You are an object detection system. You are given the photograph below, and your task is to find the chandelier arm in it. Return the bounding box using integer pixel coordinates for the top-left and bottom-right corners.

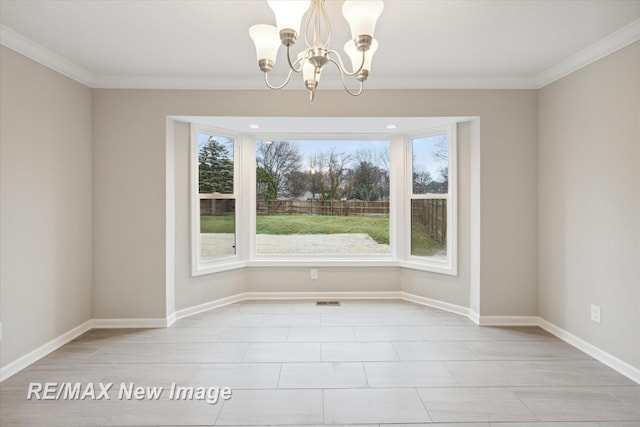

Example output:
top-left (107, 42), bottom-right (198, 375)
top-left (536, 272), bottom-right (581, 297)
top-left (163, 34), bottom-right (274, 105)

top-left (328, 57), bottom-right (364, 96)
top-left (285, 45), bottom-right (305, 73)
top-left (327, 49), bottom-right (365, 76)
top-left (320, 0), bottom-right (331, 48)
top-left (304, 0), bottom-right (315, 48)
top-left (264, 68), bottom-right (294, 90)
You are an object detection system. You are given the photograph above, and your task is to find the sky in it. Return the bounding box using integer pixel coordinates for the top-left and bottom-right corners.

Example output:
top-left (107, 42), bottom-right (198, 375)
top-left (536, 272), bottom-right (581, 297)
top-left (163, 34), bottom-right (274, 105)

top-left (259, 139), bottom-right (390, 170)
top-left (412, 133), bottom-right (448, 181)
top-left (199, 132), bottom-right (448, 180)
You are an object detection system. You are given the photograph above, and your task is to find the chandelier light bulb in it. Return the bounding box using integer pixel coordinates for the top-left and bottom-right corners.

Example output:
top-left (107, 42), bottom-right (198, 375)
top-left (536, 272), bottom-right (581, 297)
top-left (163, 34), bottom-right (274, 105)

top-left (249, 24), bottom-right (281, 71)
top-left (342, 0), bottom-right (384, 41)
top-left (344, 38), bottom-right (378, 76)
top-left (267, 0), bottom-right (311, 44)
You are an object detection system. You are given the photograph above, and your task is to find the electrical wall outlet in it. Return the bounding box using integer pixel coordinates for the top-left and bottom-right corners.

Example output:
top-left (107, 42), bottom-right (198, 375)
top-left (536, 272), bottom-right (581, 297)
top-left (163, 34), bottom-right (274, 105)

top-left (310, 269), bottom-right (318, 280)
top-left (590, 304), bottom-right (601, 323)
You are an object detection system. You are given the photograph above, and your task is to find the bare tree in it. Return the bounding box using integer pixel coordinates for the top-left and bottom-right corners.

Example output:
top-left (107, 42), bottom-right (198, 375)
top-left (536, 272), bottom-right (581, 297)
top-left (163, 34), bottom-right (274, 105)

top-left (308, 148), bottom-right (353, 200)
top-left (256, 141), bottom-right (302, 198)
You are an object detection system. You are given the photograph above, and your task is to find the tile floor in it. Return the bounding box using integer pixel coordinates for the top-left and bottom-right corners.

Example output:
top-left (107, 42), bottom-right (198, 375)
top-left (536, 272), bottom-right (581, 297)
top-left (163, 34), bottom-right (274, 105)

top-left (1, 299), bottom-right (638, 426)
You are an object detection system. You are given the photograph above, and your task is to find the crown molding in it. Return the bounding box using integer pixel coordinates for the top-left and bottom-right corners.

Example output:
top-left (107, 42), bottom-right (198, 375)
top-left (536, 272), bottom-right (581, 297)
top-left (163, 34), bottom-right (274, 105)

top-left (91, 73), bottom-right (540, 90)
top-left (0, 24), bottom-right (94, 87)
top-left (536, 18), bottom-right (640, 88)
top-left (2, 19), bottom-right (638, 91)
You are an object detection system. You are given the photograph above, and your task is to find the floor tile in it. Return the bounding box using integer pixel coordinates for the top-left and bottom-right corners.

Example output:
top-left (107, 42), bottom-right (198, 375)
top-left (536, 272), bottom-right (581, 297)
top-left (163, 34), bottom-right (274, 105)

top-left (243, 343), bottom-right (321, 362)
top-left (381, 312), bottom-right (473, 326)
top-left (278, 362), bottom-right (368, 388)
top-left (194, 313), bottom-right (264, 327)
top-left (418, 325), bottom-right (496, 341)
top-left (481, 326), bottom-right (556, 341)
top-left (513, 386), bottom-right (640, 421)
top-left (418, 386), bottom-right (538, 422)
top-left (322, 342), bottom-right (399, 361)
top-left (354, 326), bottom-right (423, 341)
top-left (393, 341), bottom-right (478, 361)
top-left (465, 340), bottom-right (593, 360)
top-left (104, 390), bottom-right (223, 425)
top-left (188, 363), bottom-right (281, 389)
top-left (214, 389), bottom-right (323, 425)
top-left (386, 424), bottom-right (490, 427)
top-left (525, 360), bottom-right (636, 386)
top-left (444, 360), bottom-right (548, 386)
top-left (216, 327), bottom-right (288, 342)
top-left (84, 342), bottom-right (249, 364)
top-left (324, 388), bottom-right (431, 424)
top-left (488, 423), bottom-right (599, 427)
top-left (321, 313), bottom-right (383, 326)
top-left (260, 313), bottom-right (321, 327)
top-left (105, 327), bottom-right (223, 343)
top-left (287, 326), bottom-right (355, 342)
top-left (364, 361), bottom-right (458, 387)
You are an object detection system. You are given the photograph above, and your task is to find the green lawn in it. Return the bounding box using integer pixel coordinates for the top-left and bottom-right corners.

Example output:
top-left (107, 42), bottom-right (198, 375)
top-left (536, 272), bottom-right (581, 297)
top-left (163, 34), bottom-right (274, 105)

top-left (257, 215), bottom-right (389, 245)
top-left (200, 214), bottom-right (442, 252)
top-left (201, 214), bottom-right (389, 244)
top-left (410, 223), bottom-right (446, 257)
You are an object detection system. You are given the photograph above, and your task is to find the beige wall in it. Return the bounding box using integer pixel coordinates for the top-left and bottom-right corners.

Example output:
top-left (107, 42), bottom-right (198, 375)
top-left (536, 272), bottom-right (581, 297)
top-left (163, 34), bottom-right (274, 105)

top-left (0, 47), bottom-right (93, 366)
top-left (538, 42), bottom-right (640, 368)
top-left (93, 88), bottom-right (538, 319)
top-left (402, 121), bottom-right (473, 308)
top-left (173, 120), bottom-right (245, 310)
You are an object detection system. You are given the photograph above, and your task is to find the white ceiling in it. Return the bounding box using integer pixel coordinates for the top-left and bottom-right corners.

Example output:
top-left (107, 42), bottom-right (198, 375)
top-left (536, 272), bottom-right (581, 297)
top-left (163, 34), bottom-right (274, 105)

top-left (173, 116), bottom-right (473, 135)
top-left (1, 0), bottom-right (639, 90)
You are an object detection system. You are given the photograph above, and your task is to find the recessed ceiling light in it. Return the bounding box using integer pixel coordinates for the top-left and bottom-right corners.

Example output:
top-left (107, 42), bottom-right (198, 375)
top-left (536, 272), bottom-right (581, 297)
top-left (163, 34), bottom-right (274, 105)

top-left (249, 123), bottom-right (260, 129)
top-left (386, 124), bottom-right (398, 129)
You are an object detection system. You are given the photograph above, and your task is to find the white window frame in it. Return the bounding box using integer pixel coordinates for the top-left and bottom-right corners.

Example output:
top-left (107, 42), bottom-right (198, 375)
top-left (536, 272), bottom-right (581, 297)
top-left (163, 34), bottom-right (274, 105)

top-left (402, 124), bottom-right (458, 275)
top-left (190, 124), bottom-right (244, 275)
top-left (248, 134), bottom-right (397, 266)
top-left (188, 123), bottom-right (458, 275)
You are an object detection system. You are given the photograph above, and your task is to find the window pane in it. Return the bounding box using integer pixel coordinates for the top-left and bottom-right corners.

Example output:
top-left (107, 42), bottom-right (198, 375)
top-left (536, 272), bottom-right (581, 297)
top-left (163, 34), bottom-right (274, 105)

top-left (198, 133), bottom-right (234, 194)
top-left (200, 199), bottom-right (235, 260)
top-left (411, 199), bottom-right (447, 259)
top-left (412, 134), bottom-right (448, 194)
top-left (255, 139), bottom-right (390, 255)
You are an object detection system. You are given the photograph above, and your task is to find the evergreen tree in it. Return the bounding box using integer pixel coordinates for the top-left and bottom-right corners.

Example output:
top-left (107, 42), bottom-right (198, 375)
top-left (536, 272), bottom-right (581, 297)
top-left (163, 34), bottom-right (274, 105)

top-left (199, 137), bottom-right (234, 193)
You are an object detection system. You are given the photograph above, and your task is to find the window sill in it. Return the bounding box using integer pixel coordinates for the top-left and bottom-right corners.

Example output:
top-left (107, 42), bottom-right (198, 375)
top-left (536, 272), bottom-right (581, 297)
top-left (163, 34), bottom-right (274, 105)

top-left (192, 259), bottom-right (247, 276)
top-left (400, 259), bottom-right (458, 276)
top-left (247, 257), bottom-right (399, 268)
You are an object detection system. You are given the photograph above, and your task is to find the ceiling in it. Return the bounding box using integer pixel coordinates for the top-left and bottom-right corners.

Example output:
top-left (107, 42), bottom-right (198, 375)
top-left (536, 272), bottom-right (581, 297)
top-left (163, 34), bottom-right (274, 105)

top-left (173, 116), bottom-right (473, 135)
top-left (1, 0), bottom-right (639, 90)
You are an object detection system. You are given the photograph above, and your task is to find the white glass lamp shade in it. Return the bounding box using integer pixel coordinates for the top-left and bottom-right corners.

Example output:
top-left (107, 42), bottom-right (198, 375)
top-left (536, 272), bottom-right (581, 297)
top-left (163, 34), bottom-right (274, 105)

top-left (298, 51), bottom-right (320, 83)
top-left (267, 0), bottom-right (311, 34)
top-left (342, 0), bottom-right (384, 38)
top-left (344, 38), bottom-right (378, 72)
top-left (249, 24), bottom-right (281, 63)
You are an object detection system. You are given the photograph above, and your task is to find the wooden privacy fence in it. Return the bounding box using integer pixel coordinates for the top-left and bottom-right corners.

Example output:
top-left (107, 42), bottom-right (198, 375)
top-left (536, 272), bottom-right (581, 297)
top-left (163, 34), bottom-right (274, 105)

top-left (256, 199), bottom-right (389, 217)
top-left (412, 199), bottom-right (447, 244)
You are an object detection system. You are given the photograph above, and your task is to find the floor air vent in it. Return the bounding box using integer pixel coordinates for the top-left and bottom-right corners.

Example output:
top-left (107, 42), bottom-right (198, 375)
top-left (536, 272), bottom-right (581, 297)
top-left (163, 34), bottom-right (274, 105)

top-left (316, 300), bottom-right (341, 306)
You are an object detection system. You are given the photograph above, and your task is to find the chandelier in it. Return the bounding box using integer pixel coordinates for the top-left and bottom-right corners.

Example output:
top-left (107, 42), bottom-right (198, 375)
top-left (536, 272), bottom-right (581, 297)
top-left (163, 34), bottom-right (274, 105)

top-left (249, 0), bottom-right (384, 102)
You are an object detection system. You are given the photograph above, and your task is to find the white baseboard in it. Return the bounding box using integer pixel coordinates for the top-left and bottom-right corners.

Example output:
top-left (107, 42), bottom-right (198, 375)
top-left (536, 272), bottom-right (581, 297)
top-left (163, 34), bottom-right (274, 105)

top-left (173, 293), bottom-right (245, 321)
top-left (91, 318), bottom-right (169, 328)
top-left (0, 320), bottom-right (92, 382)
top-left (243, 291), bottom-right (403, 301)
top-left (468, 310), bottom-right (480, 325)
top-left (537, 317), bottom-right (640, 384)
top-left (400, 291), bottom-right (470, 318)
top-left (477, 315), bottom-right (540, 326)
